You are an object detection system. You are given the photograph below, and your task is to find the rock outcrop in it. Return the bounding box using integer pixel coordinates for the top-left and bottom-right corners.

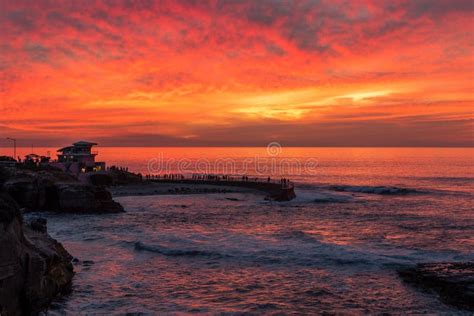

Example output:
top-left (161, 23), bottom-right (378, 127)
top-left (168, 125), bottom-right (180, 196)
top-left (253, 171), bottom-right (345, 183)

top-left (53, 183), bottom-right (124, 213)
top-left (0, 193), bottom-right (74, 315)
top-left (399, 262), bottom-right (474, 311)
top-left (2, 167), bottom-right (123, 213)
top-left (88, 167), bottom-right (143, 186)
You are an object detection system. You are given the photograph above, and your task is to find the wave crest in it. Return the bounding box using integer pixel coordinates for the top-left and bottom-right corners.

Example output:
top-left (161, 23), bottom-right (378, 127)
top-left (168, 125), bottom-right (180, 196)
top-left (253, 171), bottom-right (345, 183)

top-left (134, 241), bottom-right (228, 258)
top-left (273, 229), bottom-right (321, 243)
top-left (330, 185), bottom-right (421, 195)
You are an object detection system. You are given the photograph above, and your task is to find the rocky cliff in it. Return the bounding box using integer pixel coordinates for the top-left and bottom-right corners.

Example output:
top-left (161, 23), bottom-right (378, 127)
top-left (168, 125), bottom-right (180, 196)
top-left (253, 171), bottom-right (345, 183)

top-left (1, 167), bottom-right (123, 213)
top-left (0, 193), bottom-right (74, 315)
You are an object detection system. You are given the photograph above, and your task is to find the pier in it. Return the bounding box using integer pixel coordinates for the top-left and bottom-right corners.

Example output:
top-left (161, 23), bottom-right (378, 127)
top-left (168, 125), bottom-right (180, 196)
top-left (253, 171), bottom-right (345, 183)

top-left (145, 174), bottom-right (296, 201)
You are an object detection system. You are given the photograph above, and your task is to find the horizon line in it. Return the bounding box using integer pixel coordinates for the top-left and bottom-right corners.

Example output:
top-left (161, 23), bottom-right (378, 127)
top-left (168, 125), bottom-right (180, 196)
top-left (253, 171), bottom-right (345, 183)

top-left (1, 145), bottom-right (473, 149)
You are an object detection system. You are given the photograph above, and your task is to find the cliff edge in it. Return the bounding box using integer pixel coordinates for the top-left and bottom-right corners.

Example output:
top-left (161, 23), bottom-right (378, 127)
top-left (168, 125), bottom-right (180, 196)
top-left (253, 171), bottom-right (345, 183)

top-left (0, 193), bottom-right (74, 315)
top-left (1, 166), bottom-right (123, 213)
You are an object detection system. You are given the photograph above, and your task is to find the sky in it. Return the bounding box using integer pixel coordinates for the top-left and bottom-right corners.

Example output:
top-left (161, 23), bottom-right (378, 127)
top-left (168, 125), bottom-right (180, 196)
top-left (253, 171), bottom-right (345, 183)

top-left (0, 0), bottom-right (473, 147)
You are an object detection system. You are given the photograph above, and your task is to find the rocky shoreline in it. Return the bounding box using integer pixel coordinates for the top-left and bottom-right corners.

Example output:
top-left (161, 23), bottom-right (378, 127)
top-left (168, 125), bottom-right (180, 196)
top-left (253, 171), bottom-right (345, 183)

top-left (0, 166), bottom-right (125, 315)
top-left (0, 193), bottom-right (74, 315)
top-left (1, 166), bottom-right (123, 214)
top-left (399, 262), bottom-right (474, 311)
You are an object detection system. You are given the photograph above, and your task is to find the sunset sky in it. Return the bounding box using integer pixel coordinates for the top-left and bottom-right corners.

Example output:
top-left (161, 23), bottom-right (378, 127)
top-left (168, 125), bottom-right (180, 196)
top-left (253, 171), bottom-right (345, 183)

top-left (0, 0), bottom-right (473, 147)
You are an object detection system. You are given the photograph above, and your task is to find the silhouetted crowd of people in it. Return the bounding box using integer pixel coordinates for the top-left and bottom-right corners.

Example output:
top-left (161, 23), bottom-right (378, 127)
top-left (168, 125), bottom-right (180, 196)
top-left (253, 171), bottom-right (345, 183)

top-left (144, 173), bottom-right (292, 188)
top-left (192, 174), bottom-right (224, 181)
top-left (146, 174), bottom-right (184, 180)
top-left (280, 178), bottom-right (291, 188)
top-left (108, 165), bottom-right (128, 172)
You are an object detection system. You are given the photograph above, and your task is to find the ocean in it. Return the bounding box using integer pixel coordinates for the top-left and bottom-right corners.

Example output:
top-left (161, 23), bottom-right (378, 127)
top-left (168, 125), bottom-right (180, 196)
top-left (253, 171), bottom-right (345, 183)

top-left (12, 147), bottom-right (473, 314)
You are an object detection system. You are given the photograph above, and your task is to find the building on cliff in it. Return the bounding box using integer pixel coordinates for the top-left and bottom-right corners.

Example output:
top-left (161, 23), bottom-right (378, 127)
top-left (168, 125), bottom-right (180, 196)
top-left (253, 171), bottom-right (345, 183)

top-left (50, 141), bottom-right (106, 174)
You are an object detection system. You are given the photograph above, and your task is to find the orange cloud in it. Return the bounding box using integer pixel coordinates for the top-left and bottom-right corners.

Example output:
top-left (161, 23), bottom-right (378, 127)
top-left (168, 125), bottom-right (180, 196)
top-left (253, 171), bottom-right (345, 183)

top-left (0, 0), bottom-right (473, 146)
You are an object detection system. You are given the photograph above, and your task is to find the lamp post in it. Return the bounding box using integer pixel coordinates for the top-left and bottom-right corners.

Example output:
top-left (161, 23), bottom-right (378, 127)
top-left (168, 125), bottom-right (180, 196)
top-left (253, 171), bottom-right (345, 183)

top-left (6, 137), bottom-right (16, 161)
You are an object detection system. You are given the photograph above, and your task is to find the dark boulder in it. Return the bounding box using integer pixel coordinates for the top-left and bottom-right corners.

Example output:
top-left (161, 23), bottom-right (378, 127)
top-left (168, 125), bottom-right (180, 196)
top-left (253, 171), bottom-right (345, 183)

top-left (107, 167), bottom-right (143, 185)
top-left (399, 262), bottom-right (474, 311)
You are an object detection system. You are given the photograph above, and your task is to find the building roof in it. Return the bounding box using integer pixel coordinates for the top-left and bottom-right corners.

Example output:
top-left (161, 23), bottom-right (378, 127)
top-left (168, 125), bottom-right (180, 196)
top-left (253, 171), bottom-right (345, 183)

top-left (57, 141), bottom-right (98, 152)
top-left (57, 146), bottom-right (74, 152)
top-left (73, 141), bottom-right (98, 146)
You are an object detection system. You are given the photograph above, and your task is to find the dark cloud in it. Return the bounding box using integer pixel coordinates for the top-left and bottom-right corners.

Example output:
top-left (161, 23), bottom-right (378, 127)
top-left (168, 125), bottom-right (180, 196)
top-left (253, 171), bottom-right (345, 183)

top-left (284, 17), bottom-right (329, 53)
top-left (96, 133), bottom-right (203, 147)
top-left (404, 0), bottom-right (474, 18)
top-left (3, 0), bottom-right (473, 56)
top-left (56, 46), bottom-right (77, 59)
top-left (209, 0), bottom-right (472, 53)
top-left (265, 43), bottom-right (286, 56)
top-left (364, 19), bottom-right (408, 38)
top-left (187, 118), bottom-right (474, 147)
top-left (46, 11), bottom-right (100, 32)
top-left (91, 9), bottom-right (127, 27)
top-left (238, 0), bottom-right (292, 26)
top-left (216, 0), bottom-right (335, 53)
top-left (3, 9), bottom-right (37, 32)
top-left (108, 0), bottom-right (156, 12)
top-left (23, 42), bottom-right (50, 63)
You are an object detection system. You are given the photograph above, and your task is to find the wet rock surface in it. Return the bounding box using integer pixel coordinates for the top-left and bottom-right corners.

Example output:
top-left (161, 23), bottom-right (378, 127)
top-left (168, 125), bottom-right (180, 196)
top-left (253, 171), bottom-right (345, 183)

top-left (0, 193), bottom-right (74, 315)
top-left (399, 262), bottom-right (474, 311)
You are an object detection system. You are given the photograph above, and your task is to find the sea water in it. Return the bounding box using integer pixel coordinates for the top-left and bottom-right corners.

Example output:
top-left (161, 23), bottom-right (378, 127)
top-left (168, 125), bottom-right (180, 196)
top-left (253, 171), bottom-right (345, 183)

top-left (18, 147), bottom-right (473, 314)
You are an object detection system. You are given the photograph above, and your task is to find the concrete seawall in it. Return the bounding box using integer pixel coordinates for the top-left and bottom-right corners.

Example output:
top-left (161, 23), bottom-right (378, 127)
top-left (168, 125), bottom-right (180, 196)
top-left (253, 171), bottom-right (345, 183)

top-left (148, 179), bottom-right (296, 201)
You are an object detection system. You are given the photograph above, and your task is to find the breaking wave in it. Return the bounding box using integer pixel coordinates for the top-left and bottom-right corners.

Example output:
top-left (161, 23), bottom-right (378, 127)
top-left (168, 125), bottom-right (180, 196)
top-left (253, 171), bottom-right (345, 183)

top-left (313, 194), bottom-right (354, 203)
top-left (272, 229), bottom-right (321, 243)
top-left (293, 190), bottom-right (355, 204)
top-left (134, 241), bottom-right (228, 258)
top-left (330, 185), bottom-right (422, 195)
